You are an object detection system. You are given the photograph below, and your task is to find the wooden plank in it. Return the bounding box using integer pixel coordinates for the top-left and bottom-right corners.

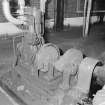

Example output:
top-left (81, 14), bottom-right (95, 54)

top-left (0, 80), bottom-right (27, 105)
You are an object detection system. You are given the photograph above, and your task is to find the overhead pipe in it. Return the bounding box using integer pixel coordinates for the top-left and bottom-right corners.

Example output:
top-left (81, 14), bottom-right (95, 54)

top-left (2, 0), bottom-right (26, 25)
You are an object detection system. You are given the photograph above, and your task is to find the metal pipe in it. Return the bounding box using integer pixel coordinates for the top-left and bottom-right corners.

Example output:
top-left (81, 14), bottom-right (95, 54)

top-left (40, 0), bottom-right (47, 13)
top-left (17, 0), bottom-right (25, 15)
top-left (2, 0), bottom-right (26, 25)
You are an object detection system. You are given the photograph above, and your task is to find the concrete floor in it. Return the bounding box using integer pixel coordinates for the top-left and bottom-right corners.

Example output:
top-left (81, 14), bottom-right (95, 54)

top-left (46, 23), bottom-right (105, 59)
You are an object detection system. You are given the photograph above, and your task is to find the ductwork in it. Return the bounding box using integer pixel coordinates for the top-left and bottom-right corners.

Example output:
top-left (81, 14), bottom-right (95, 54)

top-left (2, 0), bottom-right (26, 25)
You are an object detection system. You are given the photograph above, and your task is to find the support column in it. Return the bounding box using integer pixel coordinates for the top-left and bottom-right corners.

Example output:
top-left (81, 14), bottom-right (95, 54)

top-left (83, 0), bottom-right (92, 37)
top-left (54, 0), bottom-right (64, 31)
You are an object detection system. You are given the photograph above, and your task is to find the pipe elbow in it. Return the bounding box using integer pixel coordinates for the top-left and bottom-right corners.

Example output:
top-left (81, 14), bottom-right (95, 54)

top-left (2, 0), bottom-right (26, 25)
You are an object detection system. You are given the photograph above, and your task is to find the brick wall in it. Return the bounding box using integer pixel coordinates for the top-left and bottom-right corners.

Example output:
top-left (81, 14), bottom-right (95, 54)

top-left (30, 0), bottom-right (81, 19)
top-left (0, 0), bottom-right (81, 22)
top-left (64, 0), bottom-right (82, 18)
top-left (30, 0), bottom-right (40, 9)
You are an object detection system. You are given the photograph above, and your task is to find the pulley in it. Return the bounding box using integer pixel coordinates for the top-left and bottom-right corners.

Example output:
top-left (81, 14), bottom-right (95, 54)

top-left (36, 43), bottom-right (60, 73)
top-left (76, 57), bottom-right (100, 95)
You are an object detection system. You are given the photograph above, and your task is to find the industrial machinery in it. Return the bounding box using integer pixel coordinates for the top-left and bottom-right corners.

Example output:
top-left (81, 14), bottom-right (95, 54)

top-left (93, 85), bottom-right (105, 105)
top-left (0, 0), bottom-right (105, 105)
